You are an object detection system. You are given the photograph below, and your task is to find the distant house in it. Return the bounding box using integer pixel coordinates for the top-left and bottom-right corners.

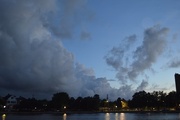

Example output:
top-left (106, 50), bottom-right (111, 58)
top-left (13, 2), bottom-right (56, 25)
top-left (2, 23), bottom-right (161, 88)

top-left (6, 95), bottom-right (18, 110)
top-left (121, 100), bottom-right (129, 109)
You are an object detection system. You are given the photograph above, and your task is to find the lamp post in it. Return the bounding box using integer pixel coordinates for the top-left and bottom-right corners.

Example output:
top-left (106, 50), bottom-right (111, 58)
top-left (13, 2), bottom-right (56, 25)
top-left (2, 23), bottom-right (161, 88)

top-left (63, 106), bottom-right (66, 113)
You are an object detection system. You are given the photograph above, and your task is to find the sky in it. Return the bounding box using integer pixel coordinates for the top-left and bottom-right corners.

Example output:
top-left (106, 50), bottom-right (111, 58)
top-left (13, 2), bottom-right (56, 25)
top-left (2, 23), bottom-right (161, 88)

top-left (0, 0), bottom-right (180, 100)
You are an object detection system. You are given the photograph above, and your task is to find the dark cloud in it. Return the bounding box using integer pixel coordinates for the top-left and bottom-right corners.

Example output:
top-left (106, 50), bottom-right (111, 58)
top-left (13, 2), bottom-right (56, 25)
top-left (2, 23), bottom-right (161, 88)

top-left (105, 34), bottom-right (137, 72)
top-left (168, 58), bottom-right (180, 68)
top-left (125, 34), bottom-right (137, 49)
top-left (105, 25), bottom-right (169, 83)
top-left (0, 0), bottom-right (135, 100)
top-left (0, 0), bottom-right (84, 98)
top-left (105, 47), bottom-right (124, 70)
top-left (136, 80), bottom-right (149, 92)
top-left (43, 0), bottom-right (92, 39)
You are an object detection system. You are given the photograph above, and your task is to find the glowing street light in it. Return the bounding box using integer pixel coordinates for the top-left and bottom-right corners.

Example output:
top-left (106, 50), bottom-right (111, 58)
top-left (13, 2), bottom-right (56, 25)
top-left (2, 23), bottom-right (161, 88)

top-left (2, 114), bottom-right (6, 120)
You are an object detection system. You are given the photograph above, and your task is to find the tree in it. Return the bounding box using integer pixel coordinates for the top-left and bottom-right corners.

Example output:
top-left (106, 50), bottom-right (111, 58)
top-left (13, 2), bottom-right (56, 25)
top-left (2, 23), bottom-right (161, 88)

top-left (131, 91), bottom-right (148, 109)
top-left (0, 97), bottom-right (6, 111)
top-left (92, 94), bottom-right (100, 110)
top-left (151, 91), bottom-right (167, 110)
top-left (68, 97), bottom-right (75, 110)
top-left (51, 92), bottom-right (69, 110)
top-left (116, 97), bottom-right (122, 109)
top-left (165, 91), bottom-right (176, 108)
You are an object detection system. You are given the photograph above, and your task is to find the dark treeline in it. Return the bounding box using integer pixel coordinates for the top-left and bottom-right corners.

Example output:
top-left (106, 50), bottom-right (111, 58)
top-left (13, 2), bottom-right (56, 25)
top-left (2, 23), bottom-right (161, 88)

top-left (129, 91), bottom-right (177, 110)
top-left (0, 90), bottom-right (178, 112)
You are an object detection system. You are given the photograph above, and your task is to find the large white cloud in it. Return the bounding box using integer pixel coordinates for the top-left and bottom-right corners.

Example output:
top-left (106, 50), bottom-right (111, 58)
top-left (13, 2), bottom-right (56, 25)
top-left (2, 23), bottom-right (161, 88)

top-left (105, 25), bottom-right (169, 83)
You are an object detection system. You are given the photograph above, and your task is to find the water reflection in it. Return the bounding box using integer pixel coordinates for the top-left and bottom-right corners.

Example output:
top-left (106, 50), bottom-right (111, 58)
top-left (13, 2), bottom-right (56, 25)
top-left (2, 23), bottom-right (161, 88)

top-left (2, 112), bottom-right (180, 120)
top-left (115, 113), bottom-right (118, 120)
top-left (63, 113), bottom-right (67, 120)
top-left (113, 113), bottom-right (126, 120)
top-left (2, 114), bottom-right (6, 120)
top-left (105, 113), bottom-right (110, 120)
top-left (179, 113), bottom-right (180, 119)
top-left (120, 113), bottom-right (125, 120)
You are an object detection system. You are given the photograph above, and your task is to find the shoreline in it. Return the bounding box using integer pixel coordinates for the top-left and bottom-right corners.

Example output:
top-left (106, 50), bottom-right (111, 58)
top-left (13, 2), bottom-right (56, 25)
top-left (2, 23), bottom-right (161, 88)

top-left (1, 110), bottom-right (180, 115)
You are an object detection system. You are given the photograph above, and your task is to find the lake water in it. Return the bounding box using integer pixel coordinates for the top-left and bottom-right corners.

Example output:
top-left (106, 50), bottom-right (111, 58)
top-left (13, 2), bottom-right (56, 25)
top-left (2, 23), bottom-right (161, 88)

top-left (2, 112), bottom-right (180, 120)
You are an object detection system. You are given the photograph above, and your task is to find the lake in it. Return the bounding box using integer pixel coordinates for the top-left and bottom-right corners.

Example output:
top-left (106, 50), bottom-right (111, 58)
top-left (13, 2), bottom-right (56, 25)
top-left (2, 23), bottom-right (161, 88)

top-left (2, 112), bottom-right (180, 120)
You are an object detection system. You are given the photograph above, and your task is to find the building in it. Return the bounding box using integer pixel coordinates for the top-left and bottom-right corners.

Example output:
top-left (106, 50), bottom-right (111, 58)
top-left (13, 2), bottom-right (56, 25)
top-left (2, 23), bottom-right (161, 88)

top-left (6, 95), bottom-right (18, 110)
top-left (121, 100), bottom-right (128, 109)
top-left (175, 73), bottom-right (180, 106)
top-left (175, 73), bottom-right (180, 94)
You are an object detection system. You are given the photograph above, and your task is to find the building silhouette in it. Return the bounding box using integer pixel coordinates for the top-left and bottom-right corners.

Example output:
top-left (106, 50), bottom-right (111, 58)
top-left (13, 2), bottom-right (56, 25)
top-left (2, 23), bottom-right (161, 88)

top-left (175, 73), bottom-right (180, 93)
top-left (175, 73), bottom-right (180, 106)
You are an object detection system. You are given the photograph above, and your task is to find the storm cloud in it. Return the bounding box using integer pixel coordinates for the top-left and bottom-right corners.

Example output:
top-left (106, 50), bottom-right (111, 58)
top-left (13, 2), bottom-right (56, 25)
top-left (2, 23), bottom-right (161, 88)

top-left (168, 58), bottom-right (180, 68)
top-left (0, 0), bottom-right (136, 100)
top-left (0, 0), bottom-right (78, 98)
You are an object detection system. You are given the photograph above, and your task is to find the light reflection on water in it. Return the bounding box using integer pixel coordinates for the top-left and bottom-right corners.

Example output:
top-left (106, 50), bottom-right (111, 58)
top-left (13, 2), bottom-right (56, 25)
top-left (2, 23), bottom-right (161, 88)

top-left (105, 113), bottom-right (126, 120)
top-left (115, 113), bottom-right (118, 120)
top-left (2, 112), bottom-right (180, 120)
top-left (105, 113), bottom-right (110, 120)
top-left (63, 113), bottom-right (67, 120)
top-left (120, 113), bottom-right (125, 120)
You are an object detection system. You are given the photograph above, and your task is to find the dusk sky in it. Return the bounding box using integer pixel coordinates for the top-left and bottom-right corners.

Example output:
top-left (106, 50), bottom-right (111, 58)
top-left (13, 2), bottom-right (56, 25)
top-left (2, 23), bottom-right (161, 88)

top-left (0, 0), bottom-right (180, 100)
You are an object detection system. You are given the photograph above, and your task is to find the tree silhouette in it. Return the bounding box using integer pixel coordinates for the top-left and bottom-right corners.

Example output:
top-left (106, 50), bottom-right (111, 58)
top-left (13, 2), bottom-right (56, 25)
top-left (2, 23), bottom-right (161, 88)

top-left (51, 92), bottom-right (69, 110)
